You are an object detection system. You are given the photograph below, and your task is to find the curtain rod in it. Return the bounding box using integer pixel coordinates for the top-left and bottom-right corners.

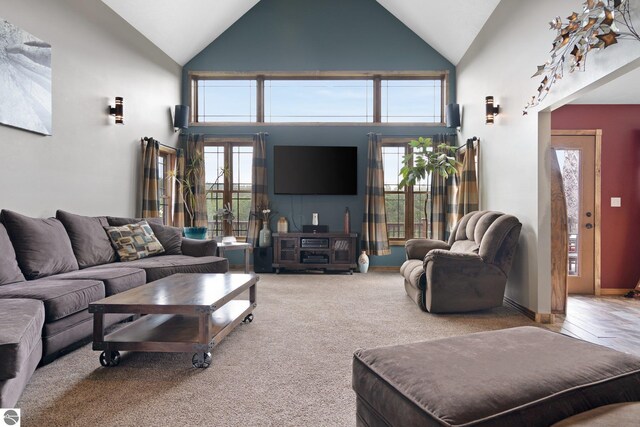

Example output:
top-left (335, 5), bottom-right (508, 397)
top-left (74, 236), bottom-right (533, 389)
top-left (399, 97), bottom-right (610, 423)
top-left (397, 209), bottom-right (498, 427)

top-left (141, 136), bottom-right (175, 151)
top-left (194, 132), bottom-right (269, 137)
top-left (367, 132), bottom-right (456, 137)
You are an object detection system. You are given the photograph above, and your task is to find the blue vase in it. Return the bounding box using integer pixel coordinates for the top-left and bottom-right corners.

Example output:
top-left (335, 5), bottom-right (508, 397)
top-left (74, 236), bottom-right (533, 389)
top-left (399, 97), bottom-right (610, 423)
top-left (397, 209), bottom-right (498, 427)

top-left (358, 251), bottom-right (370, 273)
top-left (184, 226), bottom-right (208, 240)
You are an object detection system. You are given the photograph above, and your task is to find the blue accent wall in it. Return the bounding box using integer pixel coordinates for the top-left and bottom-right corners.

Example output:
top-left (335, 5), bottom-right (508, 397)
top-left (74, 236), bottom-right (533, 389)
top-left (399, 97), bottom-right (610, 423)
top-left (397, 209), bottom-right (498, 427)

top-left (182, 0), bottom-right (455, 267)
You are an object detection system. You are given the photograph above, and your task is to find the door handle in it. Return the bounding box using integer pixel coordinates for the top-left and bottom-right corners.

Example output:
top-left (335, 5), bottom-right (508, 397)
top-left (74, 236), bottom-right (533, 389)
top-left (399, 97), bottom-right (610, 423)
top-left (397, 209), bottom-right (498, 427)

top-left (585, 223), bottom-right (593, 229)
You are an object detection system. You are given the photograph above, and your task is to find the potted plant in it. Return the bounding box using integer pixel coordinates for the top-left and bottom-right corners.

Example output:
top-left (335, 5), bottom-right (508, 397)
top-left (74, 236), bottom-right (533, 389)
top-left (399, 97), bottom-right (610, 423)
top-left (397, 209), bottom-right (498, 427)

top-left (216, 202), bottom-right (236, 243)
top-left (168, 152), bottom-right (227, 240)
top-left (398, 137), bottom-right (458, 233)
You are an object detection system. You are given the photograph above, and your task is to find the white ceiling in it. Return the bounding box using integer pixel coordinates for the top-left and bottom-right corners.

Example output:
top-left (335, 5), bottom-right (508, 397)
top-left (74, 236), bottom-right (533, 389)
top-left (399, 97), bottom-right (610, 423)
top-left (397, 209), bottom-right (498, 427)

top-left (101, 0), bottom-right (500, 66)
top-left (569, 67), bottom-right (640, 104)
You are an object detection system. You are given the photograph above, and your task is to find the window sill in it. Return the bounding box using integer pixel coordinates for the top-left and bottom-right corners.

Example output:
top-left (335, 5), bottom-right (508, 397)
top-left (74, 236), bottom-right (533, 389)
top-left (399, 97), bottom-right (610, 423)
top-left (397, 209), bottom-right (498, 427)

top-left (190, 122), bottom-right (447, 127)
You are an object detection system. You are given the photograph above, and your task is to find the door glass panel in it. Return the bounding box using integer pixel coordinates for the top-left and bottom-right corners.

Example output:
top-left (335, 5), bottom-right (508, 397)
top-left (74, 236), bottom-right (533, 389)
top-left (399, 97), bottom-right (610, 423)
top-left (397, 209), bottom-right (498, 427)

top-left (555, 149), bottom-right (580, 276)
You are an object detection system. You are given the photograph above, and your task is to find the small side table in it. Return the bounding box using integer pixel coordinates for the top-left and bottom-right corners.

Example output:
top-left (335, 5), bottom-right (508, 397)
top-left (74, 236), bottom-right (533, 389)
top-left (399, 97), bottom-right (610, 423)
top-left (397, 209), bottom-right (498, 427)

top-left (217, 242), bottom-right (252, 273)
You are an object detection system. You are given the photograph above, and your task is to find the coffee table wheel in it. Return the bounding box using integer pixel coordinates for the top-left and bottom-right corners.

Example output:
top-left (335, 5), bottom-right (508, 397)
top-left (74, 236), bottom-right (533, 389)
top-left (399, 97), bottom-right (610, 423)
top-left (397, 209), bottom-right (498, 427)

top-left (243, 313), bottom-right (254, 323)
top-left (99, 351), bottom-right (121, 367)
top-left (192, 352), bottom-right (212, 369)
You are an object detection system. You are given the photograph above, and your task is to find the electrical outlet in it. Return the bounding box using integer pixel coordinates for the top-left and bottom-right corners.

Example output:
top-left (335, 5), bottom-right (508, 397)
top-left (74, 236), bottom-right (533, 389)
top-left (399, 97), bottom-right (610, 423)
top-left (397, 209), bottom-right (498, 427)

top-left (611, 197), bottom-right (621, 207)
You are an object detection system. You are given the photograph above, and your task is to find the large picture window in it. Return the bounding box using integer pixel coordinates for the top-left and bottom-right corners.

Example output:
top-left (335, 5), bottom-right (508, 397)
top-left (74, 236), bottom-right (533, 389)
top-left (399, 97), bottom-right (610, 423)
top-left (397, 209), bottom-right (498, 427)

top-left (190, 72), bottom-right (447, 125)
top-left (204, 139), bottom-right (253, 239)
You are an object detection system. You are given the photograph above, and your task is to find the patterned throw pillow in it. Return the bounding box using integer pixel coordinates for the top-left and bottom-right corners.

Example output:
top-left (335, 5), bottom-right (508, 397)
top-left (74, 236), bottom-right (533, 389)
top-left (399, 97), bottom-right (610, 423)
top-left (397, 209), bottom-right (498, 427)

top-left (104, 221), bottom-right (165, 262)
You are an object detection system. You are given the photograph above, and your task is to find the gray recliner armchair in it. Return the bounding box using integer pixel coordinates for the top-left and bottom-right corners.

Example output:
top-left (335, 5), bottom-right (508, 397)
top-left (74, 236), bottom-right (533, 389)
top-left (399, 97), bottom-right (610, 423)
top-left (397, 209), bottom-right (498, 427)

top-left (400, 211), bottom-right (522, 313)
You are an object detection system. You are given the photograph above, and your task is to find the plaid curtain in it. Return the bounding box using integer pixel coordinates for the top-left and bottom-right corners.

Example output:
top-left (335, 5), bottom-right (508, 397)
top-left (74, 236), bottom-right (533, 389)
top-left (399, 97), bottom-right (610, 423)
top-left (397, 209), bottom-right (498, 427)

top-left (362, 133), bottom-right (390, 256)
top-left (248, 132), bottom-right (269, 247)
top-left (457, 138), bottom-right (479, 216)
top-left (429, 134), bottom-right (457, 241)
top-left (185, 134), bottom-right (207, 228)
top-left (141, 137), bottom-right (160, 218)
top-left (172, 148), bottom-right (186, 228)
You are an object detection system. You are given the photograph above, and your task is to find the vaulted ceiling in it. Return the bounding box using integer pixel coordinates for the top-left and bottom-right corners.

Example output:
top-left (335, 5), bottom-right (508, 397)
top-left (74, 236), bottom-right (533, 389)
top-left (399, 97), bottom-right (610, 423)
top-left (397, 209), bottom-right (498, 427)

top-left (101, 0), bottom-right (501, 66)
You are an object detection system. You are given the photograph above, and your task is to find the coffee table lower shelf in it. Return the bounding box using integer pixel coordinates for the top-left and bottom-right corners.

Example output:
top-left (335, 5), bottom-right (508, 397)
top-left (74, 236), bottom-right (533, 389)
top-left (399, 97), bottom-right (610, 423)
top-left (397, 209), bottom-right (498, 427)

top-left (93, 300), bottom-right (254, 368)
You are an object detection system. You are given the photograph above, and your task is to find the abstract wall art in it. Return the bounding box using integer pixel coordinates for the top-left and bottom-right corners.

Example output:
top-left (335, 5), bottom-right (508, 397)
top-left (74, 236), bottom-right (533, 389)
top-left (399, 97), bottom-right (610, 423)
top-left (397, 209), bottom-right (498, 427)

top-left (0, 18), bottom-right (52, 135)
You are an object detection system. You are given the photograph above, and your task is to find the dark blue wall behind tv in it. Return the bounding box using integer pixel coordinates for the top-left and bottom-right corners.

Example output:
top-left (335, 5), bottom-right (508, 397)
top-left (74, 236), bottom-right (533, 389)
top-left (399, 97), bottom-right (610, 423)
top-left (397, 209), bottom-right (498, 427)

top-left (182, 0), bottom-right (456, 267)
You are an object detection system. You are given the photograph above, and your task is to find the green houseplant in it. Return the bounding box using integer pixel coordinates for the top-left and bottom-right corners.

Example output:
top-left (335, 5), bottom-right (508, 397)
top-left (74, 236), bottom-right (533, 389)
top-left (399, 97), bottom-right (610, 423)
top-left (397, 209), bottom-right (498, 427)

top-left (398, 137), bottom-right (458, 232)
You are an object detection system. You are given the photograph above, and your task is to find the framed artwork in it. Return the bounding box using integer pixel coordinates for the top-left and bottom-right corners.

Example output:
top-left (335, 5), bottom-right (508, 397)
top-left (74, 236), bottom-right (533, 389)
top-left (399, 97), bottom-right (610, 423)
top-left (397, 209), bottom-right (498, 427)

top-left (0, 18), bottom-right (52, 135)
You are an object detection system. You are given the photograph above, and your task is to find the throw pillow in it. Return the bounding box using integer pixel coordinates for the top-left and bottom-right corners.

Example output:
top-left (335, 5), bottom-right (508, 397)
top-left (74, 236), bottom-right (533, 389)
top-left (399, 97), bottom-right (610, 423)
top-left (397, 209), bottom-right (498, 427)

top-left (56, 210), bottom-right (117, 268)
top-left (104, 221), bottom-right (165, 262)
top-left (0, 210), bottom-right (79, 280)
top-left (0, 223), bottom-right (26, 285)
top-left (107, 216), bottom-right (181, 255)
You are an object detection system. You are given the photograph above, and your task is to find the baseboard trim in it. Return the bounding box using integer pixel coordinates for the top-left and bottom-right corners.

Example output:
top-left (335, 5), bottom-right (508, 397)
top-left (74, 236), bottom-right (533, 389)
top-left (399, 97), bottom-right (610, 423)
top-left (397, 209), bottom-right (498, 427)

top-left (503, 297), bottom-right (554, 324)
top-left (369, 266), bottom-right (399, 272)
top-left (600, 288), bottom-right (633, 296)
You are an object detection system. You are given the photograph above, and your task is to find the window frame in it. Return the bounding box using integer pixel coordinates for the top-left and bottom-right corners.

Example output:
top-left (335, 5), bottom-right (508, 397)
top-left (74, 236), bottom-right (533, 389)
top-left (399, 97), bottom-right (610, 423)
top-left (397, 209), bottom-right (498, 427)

top-left (204, 137), bottom-right (254, 241)
top-left (189, 71), bottom-right (448, 126)
top-left (381, 137), bottom-right (430, 244)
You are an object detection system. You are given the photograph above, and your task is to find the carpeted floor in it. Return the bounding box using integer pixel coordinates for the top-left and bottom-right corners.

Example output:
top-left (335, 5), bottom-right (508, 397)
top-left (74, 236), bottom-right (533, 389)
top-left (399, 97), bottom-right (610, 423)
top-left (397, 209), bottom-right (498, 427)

top-left (18, 272), bottom-right (536, 426)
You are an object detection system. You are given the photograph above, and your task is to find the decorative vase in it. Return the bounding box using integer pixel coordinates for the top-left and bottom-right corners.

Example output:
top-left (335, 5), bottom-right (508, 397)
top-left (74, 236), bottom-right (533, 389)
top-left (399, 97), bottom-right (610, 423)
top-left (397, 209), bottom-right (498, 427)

top-left (259, 222), bottom-right (272, 248)
top-left (277, 217), bottom-right (288, 233)
top-left (358, 250), bottom-right (369, 273)
top-left (184, 226), bottom-right (208, 240)
top-left (344, 207), bottom-right (350, 233)
top-left (312, 213), bottom-right (319, 226)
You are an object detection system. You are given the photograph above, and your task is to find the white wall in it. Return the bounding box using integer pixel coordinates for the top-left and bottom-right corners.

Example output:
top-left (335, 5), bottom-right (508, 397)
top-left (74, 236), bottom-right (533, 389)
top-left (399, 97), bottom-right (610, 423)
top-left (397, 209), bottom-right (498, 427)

top-left (0, 0), bottom-right (181, 218)
top-left (457, 1), bottom-right (640, 314)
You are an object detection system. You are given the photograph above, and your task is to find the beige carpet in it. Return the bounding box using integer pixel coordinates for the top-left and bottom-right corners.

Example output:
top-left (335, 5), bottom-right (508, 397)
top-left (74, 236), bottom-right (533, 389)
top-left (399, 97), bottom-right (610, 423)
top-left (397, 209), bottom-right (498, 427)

top-left (18, 272), bottom-right (536, 426)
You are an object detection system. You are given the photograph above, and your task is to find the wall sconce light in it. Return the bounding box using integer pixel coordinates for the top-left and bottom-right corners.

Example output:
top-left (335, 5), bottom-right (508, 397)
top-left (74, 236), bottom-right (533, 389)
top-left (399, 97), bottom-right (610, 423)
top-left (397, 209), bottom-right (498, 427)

top-left (485, 96), bottom-right (499, 125)
top-left (446, 103), bottom-right (461, 129)
top-left (173, 104), bottom-right (189, 132)
top-left (109, 97), bottom-right (124, 124)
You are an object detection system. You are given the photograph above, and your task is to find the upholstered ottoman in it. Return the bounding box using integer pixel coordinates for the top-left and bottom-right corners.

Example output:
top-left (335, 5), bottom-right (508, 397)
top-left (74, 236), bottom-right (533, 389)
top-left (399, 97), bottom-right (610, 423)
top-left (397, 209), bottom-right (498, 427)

top-left (352, 327), bottom-right (640, 427)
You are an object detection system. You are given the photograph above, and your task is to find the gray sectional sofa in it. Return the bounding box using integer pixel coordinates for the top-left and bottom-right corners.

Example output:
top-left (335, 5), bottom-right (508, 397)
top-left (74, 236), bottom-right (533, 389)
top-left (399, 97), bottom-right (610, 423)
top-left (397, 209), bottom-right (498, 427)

top-left (0, 209), bottom-right (229, 407)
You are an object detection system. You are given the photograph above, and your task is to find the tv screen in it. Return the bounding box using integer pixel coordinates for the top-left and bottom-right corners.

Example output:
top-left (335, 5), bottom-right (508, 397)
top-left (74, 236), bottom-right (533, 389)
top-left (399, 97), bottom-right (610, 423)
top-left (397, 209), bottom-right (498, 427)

top-left (274, 146), bottom-right (357, 195)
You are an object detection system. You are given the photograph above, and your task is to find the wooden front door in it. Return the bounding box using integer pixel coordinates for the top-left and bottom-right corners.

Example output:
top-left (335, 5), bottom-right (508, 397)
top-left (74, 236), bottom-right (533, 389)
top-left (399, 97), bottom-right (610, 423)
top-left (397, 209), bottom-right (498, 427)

top-left (551, 130), bottom-right (600, 295)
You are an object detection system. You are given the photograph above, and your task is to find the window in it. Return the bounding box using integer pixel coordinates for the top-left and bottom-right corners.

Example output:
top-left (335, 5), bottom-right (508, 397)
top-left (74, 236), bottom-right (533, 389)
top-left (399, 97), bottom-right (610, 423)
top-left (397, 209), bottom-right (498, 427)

top-left (190, 72), bottom-right (447, 124)
top-left (196, 79), bottom-right (257, 122)
top-left (158, 147), bottom-right (176, 225)
top-left (382, 139), bottom-right (430, 241)
top-left (264, 79), bottom-right (373, 122)
top-left (381, 79), bottom-right (442, 123)
top-left (204, 139), bottom-right (253, 240)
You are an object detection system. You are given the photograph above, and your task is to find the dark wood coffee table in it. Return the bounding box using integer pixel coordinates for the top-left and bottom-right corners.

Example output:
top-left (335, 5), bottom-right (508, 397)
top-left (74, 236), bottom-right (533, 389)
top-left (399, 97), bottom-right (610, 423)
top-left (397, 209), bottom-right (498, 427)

top-left (88, 273), bottom-right (258, 368)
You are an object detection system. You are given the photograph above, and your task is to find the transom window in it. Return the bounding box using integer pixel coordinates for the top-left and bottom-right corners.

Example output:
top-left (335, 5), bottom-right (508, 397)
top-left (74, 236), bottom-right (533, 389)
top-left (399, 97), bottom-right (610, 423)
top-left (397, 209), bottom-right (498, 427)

top-left (204, 139), bottom-right (253, 239)
top-left (382, 139), bottom-right (430, 241)
top-left (190, 72), bottom-right (447, 125)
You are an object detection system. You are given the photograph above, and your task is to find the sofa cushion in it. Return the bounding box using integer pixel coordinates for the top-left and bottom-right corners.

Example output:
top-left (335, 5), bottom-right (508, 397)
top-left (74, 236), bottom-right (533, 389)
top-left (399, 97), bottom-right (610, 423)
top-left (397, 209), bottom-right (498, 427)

top-left (56, 210), bottom-right (117, 268)
top-left (551, 402), bottom-right (640, 427)
top-left (0, 279), bottom-right (104, 322)
top-left (52, 266), bottom-right (146, 296)
top-left (99, 255), bottom-right (228, 282)
top-left (0, 223), bottom-right (25, 286)
top-left (353, 326), bottom-right (640, 427)
top-left (104, 221), bottom-right (165, 262)
top-left (0, 299), bottom-right (44, 380)
top-left (1, 210), bottom-right (79, 279)
top-left (107, 216), bottom-right (181, 255)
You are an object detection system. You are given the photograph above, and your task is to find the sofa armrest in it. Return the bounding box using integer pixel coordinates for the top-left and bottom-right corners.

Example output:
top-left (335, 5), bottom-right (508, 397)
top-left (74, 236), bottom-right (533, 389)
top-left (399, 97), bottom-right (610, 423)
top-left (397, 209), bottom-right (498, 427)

top-left (181, 238), bottom-right (217, 257)
top-left (405, 239), bottom-right (450, 260)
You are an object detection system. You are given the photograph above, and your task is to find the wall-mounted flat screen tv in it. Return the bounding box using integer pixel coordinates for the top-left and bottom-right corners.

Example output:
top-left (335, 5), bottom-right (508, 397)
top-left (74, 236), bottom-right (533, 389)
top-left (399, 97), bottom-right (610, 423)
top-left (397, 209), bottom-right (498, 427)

top-left (274, 146), bottom-right (357, 195)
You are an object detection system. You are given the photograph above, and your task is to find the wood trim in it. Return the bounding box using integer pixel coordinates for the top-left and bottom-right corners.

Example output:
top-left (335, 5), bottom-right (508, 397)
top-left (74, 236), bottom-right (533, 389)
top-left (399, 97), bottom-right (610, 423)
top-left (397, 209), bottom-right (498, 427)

top-left (188, 70), bottom-right (449, 79)
top-left (503, 297), bottom-right (555, 324)
top-left (600, 288), bottom-right (632, 296)
top-left (368, 266), bottom-right (399, 272)
top-left (594, 130), bottom-right (602, 296)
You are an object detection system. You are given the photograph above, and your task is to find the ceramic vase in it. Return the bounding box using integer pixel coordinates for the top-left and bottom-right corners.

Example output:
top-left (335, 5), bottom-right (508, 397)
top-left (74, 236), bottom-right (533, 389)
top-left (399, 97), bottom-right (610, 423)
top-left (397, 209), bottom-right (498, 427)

top-left (259, 222), bottom-right (272, 248)
top-left (184, 226), bottom-right (208, 240)
top-left (358, 250), bottom-right (369, 273)
top-left (277, 217), bottom-right (288, 233)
